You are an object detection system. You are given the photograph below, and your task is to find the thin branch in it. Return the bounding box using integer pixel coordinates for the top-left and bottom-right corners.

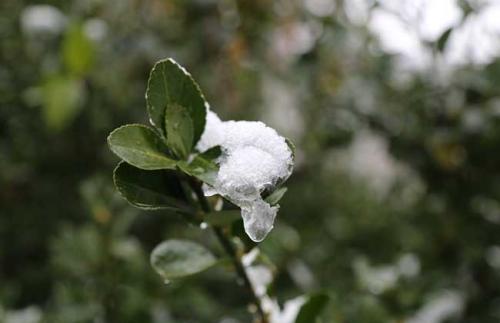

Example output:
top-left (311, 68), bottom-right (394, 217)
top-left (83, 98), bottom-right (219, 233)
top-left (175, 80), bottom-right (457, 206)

top-left (188, 179), bottom-right (269, 323)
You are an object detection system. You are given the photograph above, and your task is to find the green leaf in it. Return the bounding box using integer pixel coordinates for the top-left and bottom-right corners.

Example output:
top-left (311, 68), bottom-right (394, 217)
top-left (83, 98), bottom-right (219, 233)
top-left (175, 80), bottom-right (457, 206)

top-left (295, 293), bottom-right (329, 323)
top-left (204, 210), bottom-right (241, 226)
top-left (437, 27), bottom-right (453, 52)
top-left (165, 103), bottom-right (194, 159)
top-left (286, 137), bottom-right (296, 161)
top-left (177, 147), bottom-right (221, 186)
top-left (146, 58), bottom-right (206, 145)
top-left (63, 23), bottom-right (94, 76)
top-left (107, 124), bottom-right (176, 170)
top-left (41, 75), bottom-right (84, 132)
top-left (113, 162), bottom-right (191, 212)
top-left (150, 239), bottom-right (216, 280)
top-left (265, 187), bottom-right (288, 206)
top-left (199, 145), bottom-right (222, 159)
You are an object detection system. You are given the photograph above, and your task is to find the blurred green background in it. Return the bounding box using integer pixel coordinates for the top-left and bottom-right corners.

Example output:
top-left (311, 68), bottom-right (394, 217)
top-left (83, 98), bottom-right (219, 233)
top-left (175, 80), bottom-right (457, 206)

top-left (2, 0), bottom-right (500, 322)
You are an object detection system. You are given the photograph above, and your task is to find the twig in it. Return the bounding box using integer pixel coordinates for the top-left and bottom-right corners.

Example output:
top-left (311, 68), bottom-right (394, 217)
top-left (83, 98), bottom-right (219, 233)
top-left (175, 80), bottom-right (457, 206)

top-left (188, 179), bottom-right (269, 323)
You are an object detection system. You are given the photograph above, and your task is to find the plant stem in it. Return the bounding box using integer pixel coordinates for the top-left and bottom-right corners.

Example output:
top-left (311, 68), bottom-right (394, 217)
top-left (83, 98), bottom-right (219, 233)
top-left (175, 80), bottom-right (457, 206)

top-left (189, 180), bottom-right (269, 323)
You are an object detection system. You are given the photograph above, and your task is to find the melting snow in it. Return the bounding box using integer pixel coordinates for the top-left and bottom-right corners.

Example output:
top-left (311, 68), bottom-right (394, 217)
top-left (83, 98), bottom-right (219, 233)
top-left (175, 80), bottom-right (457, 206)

top-left (196, 109), bottom-right (293, 242)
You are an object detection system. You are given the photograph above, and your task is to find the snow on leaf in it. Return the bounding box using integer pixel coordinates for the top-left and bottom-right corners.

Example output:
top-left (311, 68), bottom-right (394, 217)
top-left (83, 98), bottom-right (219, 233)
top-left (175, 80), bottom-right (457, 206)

top-left (197, 108), bottom-right (293, 242)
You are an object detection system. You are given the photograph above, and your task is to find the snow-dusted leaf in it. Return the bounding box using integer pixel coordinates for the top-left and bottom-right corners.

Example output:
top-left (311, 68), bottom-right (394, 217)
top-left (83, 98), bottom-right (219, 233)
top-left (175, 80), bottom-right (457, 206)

top-left (107, 124), bottom-right (176, 170)
top-left (113, 162), bottom-right (191, 212)
top-left (150, 239), bottom-right (216, 280)
top-left (146, 58), bottom-right (206, 145)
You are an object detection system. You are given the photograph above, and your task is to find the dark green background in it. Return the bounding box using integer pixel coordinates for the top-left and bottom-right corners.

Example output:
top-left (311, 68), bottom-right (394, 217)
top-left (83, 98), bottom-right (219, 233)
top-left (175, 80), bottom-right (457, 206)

top-left (1, 0), bottom-right (500, 322)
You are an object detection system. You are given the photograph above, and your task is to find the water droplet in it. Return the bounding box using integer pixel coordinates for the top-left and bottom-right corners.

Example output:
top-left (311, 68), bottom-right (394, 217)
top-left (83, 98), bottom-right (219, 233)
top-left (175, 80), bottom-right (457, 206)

top-left (200, 222), bottom-right (208, 230)
top-left (163, 279), bottom-right (171, 285)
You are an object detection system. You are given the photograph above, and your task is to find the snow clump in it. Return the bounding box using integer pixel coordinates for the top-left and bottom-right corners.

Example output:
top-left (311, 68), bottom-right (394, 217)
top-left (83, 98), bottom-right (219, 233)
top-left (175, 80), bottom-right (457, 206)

top-left (197, 110), bottom-right (293, 242)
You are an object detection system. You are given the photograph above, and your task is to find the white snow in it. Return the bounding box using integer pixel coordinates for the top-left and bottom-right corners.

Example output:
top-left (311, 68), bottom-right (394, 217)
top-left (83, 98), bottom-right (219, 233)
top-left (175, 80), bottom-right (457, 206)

top-left (3, 306), bottom-right (42, 323)
top-left (217, 147), bottom-right (283, 197)
top-left (304, 0), bottom-right (336, 17)
top-left (83, 18), bottom-right (108, 42)
top-left (20, 5), bottom-right (66, 35)
top-left (354, 253), bottom-right (422, 294)
top-left (265, 296), bottom-right (306, 323)
top-left (242, 248), bottom-right (273, 297)
top-left (406, 290), bottom-right (464, 323)
top-left (345, 131), bottom-right (399, 195)
top-left (241, 249), bottom-right (305, 322)
top-left (354, 258), bottom-right (399, 294)
top-left (196, 110), bottom-right (224, 152)
top-left (196, 109), bottom-right (293, 242)
top-left (271, 22), bottom-right (319, 63)
top-left (247, 265), bottom-right (274, 297)
top-left (241, 247), bottom-right (260, 266)
top-left (366, 0), bottom-right (500, 71)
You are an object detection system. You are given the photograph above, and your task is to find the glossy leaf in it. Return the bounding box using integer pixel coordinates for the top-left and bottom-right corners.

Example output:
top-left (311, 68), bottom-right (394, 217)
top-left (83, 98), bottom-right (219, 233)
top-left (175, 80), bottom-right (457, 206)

top-left (107, 124), bottom-right (176, 170)
top-left (199, 145), bottom-right (222, 160)
top-left (177, 147), bottom-right (221, 186)
top-left (265, 187), bottom-right (288, 206)
top-left (165, 103), bottom-right (194, 159)
top-left (146, 58), bottom-right (206, 145)
top-left (113, 162), bottom-right (190, 211)
top-left (295, 293), bottom-right (329, 323)
top-left (150, 239), bottom-right (216, 280)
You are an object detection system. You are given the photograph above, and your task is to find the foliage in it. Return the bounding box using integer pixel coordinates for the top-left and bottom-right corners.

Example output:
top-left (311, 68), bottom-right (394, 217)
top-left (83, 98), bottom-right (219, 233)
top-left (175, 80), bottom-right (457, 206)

top-left (1, 0), bottom-right (500, 322)
top-left (107, 58), bottom-right (306, 322)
